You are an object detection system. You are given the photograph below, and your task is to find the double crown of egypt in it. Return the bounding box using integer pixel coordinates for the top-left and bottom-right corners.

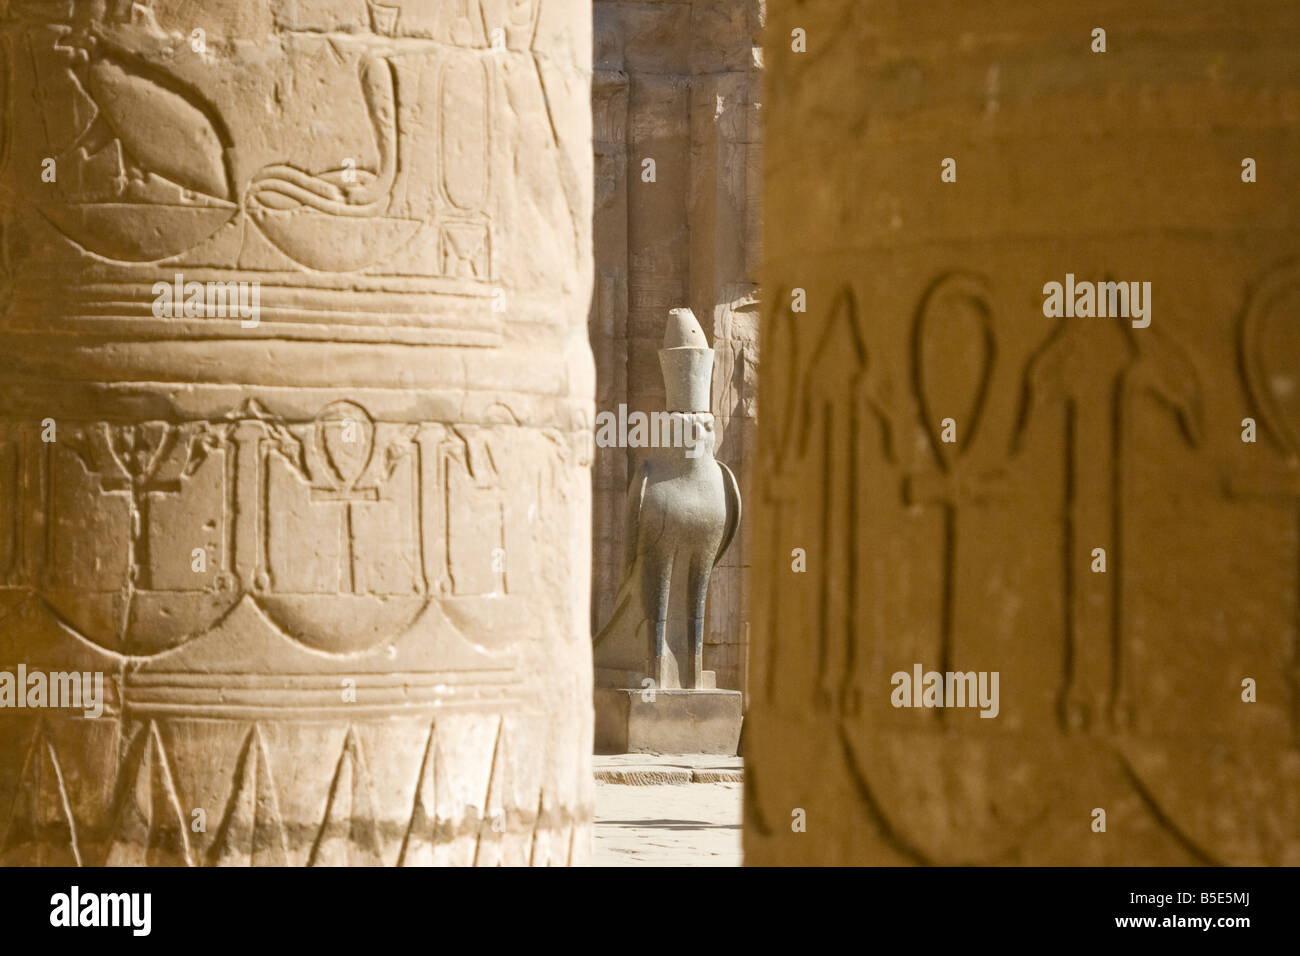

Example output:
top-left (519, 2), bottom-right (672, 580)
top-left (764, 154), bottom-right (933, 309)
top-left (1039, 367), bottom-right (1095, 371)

top-left (659, 307), bottom-right (715, 412)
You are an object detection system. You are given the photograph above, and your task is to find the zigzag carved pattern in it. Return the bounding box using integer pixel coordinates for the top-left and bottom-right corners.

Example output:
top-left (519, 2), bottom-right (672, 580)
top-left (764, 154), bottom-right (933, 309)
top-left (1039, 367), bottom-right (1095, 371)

top-left (1, 716), bottom-right (585, 866)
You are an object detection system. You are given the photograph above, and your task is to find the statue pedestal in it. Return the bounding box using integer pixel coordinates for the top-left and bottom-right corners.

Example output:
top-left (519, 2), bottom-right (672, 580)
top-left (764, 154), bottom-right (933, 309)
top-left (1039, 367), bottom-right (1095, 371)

top-left (594, 687), bottom-right (743, 755)
top-left (590, 308), bottom-right (745, 757)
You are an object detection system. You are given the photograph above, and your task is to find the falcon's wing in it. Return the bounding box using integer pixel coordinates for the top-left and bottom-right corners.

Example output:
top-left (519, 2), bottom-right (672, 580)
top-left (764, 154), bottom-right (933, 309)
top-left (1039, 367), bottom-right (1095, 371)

top-left (715, 460), bottom-right (741, 566)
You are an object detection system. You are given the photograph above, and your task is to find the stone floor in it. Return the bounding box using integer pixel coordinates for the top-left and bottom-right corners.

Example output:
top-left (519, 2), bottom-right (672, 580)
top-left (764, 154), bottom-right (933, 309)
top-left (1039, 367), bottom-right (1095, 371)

top-left (592, 755), bottom-right (744, 866)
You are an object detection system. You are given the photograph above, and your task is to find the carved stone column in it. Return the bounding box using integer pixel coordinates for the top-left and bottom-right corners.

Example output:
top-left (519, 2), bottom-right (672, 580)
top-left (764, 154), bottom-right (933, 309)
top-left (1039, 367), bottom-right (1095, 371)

top-left (747, 1), bottom-right (1300, 865)
top-left (0, 0), bottom-right (593, 866)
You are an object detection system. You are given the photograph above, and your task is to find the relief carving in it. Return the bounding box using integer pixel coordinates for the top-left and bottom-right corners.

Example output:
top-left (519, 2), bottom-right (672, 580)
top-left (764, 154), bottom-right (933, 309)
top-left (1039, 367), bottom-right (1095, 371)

top-left (904, 273), bottom-right (1008, 711)
top-left (0, 0), bottom-right (594, 866)
top-left (1231, 262), bottom-right (1300, 745)
top-left (1014, 310), bottom-right (1201, 731)
top-left (0, 399), bottom-right (562, 659)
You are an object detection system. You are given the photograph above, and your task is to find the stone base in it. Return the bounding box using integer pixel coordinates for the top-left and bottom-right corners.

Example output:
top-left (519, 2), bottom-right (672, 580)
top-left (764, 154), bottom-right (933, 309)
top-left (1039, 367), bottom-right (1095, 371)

top-left (595, 666), bottom-right (719, 689)
top-left (594, 688), bottom-right (743, 755)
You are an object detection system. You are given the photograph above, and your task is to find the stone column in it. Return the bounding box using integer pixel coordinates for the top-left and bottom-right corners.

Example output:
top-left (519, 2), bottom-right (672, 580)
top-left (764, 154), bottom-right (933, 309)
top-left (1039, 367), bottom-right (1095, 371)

top-left (747, 1), bottom-right (1300, 864)
top-left (0, 0), bottom-right (593, 866)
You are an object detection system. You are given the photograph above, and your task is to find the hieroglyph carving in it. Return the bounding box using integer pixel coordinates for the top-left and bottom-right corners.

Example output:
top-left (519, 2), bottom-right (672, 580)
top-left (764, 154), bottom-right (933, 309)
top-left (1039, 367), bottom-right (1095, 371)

top-left (1230, 262), bottom-right (1300, 745)
top-left (0, 0), bottom-right (564, 344)
top-left (1014, 308), bottom-right (1201, 731)
top-left (0, 401), bottom-right (549, 656)
top-left (758, 286), bottom-right (894, 714)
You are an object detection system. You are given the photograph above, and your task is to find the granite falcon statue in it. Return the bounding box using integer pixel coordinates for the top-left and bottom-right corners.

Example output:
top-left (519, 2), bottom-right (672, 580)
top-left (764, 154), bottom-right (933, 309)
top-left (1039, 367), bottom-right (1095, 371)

top-left (593, 308), bottom-right (742, 690)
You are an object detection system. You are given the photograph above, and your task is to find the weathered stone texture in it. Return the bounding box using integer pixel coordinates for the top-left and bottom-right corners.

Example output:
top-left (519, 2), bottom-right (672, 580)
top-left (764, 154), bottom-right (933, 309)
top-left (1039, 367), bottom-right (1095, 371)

top-left (593, 688), bottom-right (742, 755)
top-left (747, 1), bottom-right (1300, 864)
top-left (591, 0), bottom-right (762, 697)
top-left (0, 0), bottom-right (594, 865)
